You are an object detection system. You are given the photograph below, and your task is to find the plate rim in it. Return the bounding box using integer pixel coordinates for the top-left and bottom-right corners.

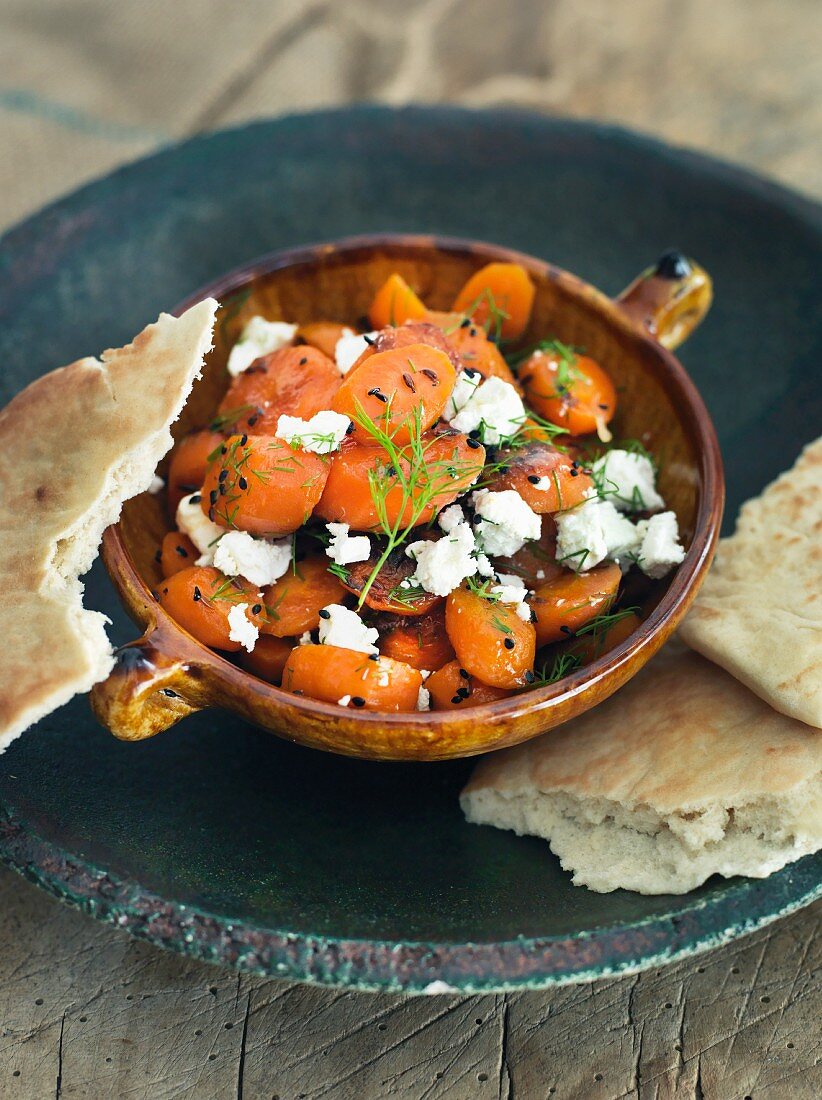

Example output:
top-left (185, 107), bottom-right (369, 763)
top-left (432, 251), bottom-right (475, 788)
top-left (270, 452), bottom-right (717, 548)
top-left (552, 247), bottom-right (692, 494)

top-left (1, 105), bottom-right (819, 990)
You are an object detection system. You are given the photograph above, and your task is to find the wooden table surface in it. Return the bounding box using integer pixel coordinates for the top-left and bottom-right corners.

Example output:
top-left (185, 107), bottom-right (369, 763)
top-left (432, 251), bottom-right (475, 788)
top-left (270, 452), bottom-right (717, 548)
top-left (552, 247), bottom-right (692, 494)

top-left (1, 2), bottom-right (819, 1097)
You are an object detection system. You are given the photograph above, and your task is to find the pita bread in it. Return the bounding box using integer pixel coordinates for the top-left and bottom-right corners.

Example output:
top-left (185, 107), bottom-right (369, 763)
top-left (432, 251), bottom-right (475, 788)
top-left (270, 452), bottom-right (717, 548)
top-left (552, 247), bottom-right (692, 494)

top-left (680, 438), bottom-right (822, 728)
top-left (461, 643), bottom-right (821, 893)
top-left (0, 300), bottom-right (218, 751)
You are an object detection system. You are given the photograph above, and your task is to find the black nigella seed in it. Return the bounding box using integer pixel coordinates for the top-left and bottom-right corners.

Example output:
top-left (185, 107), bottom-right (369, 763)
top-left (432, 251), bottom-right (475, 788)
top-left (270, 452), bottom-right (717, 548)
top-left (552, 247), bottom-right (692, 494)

top-left (459, 668), bottom-right (470, 679)
top-left (363, 334), bottom-right (376, 346)
top-left (346, 422), bottom-right (356, 435)
top-left (219, 469), bottom-right (228, 482)
top-left (208, 507), bottom-right (216, 521)
top-left (247, 415), bottom-right (258, 427)
top-left (402, 372), bottom-right (416, 393)
top-left (421, 369), bottom-right (438, 385)
top-left (469, 429), bottom-right (481, 439)
top-left (240, 434), bottom-right (248, 446)
top-left (352, 696), bottom-right (366, 707)
top-left (451, 695), bottom-right (463, 704)
top-left (570, 468), bottom-right (579, 477)
top-left (469, 327), bottom-right (477, 337)
top-left (599, 403), bottom-right (609, 411)
top-left (504, 638), bottom-right (516, 650)
top-left (175, 545), bottom-right (188, 557)
top-left (190, 494), bottom-right (201, 504)
top-left (524, 669), bottom-right (536, 683)
top-left (219, 483), bottom-right (227, 495)
top-left (209, 490), bottom-right (218, 505)
top-left (368, 653), bottom-right (379, 661)
top-left (528, 474), bottom-right (540, 484)
top-left (252, 604), bottom-right (262, 615)
top-left (238, 476), bottom-right (248, 490)
top-left (193, 586), bottom-right (202, 602)
top-left (161, 688), bottom-right (179, 698)
top-left (466, 437), bottom-right (481, 449)
top-left (318, 609), bottom-right (331, 619)
top-left (299, 356), bottom-right (308, 365)
top-left (456, 686), bottom-right (470, 699)
top-left (220, 445), bottom-right (227, 455)
top-left (367, 387), bottom-right (388, 403)
top-left (154, 549), bottom-right (162, 563)
top-left (572, 460), bottom-right (580, 469)
top-left (559, 625), bottom-right (573, 635)
top-left (460, 317), bottom-right (471, 328)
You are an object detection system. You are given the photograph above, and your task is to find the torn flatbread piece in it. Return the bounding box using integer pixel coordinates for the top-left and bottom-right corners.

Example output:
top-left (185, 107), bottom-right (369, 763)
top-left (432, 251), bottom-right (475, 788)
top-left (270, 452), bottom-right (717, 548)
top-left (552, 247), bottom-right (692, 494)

top-left (0, 300), bottom-right (218, 751)
top-left (461, 643), bottom-right (821, 893)
top-left (680, 437), bottom-right (822, 728)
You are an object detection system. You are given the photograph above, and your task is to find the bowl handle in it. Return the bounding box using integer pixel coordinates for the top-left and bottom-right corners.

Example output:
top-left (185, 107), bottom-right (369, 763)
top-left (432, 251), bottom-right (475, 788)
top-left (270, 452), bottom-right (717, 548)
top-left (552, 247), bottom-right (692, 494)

top-left (90, 623), bottom-right (211, 741)
top-left (615, 250), bottom-right (713, 349)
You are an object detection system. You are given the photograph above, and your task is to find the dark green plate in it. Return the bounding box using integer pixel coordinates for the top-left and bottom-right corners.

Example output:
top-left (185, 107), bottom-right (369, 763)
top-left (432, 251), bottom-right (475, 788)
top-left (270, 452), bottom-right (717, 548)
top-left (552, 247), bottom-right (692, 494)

top-left (0, 107), bottom-right (819, 991)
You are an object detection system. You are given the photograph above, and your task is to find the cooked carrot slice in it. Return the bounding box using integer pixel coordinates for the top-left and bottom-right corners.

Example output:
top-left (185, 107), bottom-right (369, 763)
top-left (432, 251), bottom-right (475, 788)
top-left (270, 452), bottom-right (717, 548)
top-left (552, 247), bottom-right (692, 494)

top-left (261, 556), bottom-right (347, 637)
top-left (368, 274), bottom-right (427, 330)
top-left (158, 566), bottom-right (263, 652)
top-left (201, 434), bottom-right (330, 538)
top-left (295, 322), bottom-right (350, 360)
top-left (490, 440), bottom-right (593, 513)
top-left (340, 538), bottom-right (441, 616)
top-left (159, 531), bottom-right (199, 578)
top-left (519, 347), bottom-right (617, 439)
top-left (282, 645), bottom-right (422, 712)
top-left (452, 262), bottom-right (535, 341)
top-left (218, 345), bottom-right (341, 435)
top-left (569, 610), bottom-right (642, 664)
top-left (347, 321), bottom-right (461, 376)
top-left (501, 515), bottom-right (564, 587)
top-left (238, 635), bottom-right (294, 683)
top-left (445, 586), bottom-right (536, 689)
top-left (315, 426), bottom-right (485, 531)
top-left (379, 607), bottom-right (455, 670)
top-left (333, 344), bottom-right (456, 444)
top-left (426, 659), bottom-right (513, 710)
top-left (167, 429), bottom-right (224, 517)
top-left (444, 319), bottom-right (521, 389)
top-left (531, 563), bottom-right (621, 647)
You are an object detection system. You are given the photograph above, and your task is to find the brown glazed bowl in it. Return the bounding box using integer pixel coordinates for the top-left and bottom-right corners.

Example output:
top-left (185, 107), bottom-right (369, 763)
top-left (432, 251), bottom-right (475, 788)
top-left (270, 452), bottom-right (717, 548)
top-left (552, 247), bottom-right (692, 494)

top-left (91, 235), bottom-right (723, 760)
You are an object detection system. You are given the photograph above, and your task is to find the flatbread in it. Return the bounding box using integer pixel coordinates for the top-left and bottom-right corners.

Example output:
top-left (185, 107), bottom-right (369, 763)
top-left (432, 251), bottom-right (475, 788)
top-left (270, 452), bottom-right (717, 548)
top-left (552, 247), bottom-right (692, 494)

top-left (680, 438), bottom-right (822, 728)
top-left (0, 300), bottom-right (218, 751)
top-left (461, 643), bottom-right (821, 893)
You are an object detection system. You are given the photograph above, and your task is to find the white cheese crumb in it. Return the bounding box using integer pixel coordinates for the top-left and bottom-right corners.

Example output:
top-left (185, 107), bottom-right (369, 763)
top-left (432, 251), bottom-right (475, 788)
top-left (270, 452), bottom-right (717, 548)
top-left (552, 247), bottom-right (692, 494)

top-left (420, 669), bottom-right (432, 681)
top-left (536, 569), bottom-right (545, 580)
top-left (448, 375), bottom-right (525, 445)
top-left (417, 686), bottom-right (431, 712)
top-left (490, 573), bottom-right (531, 620)
top-left (598, 501), bottom-right (645, 571)
top-left (554, 496), bottom-right (609, 572)
top-left (176, 493), bottom-right (226, 566)
top-left (325, 522), bottom-right (371, 566)
top-left (148, 475), bottom-right (165, 495)
top-left (299, 631), bottom-right (313, 645)
top-left (317, 604), bottom-right (379, 654)
top-left (444, 369), bottom-right (482, 419)
top-left (406, 522), bottom-right (479, 597)
top-left (227, 603), bottom-right (259, 653)
top-left (637, 511), bottom-right (685, 578)
top-left (531, 476), bottom-right (551, 492)
top-left (592, 449), bottom-right (665, 513)
top-left (472, 489), bottom-right (541, 557)
top-left (515, 602), bottom-right (532, 621)
top-left (338, 695), bottom-right (352, 707)
top-left (437, 503), bottom-right (466, 534)
top-left (275, 410), bottom-right (351, 454)
top-left (335, 329), bottom-right (378, 374)
top-left (227, 316), bottom-right (297, 376)
top-left (212, 530), bottom-right (292, 587)
top-left (475, 553), bottom-right (495, 577)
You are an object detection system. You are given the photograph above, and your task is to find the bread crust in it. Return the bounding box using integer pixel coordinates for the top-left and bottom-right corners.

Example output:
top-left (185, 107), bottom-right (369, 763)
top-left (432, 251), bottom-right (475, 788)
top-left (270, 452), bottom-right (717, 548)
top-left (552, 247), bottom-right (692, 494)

top-left (0, 299), bottom-right (217, 750)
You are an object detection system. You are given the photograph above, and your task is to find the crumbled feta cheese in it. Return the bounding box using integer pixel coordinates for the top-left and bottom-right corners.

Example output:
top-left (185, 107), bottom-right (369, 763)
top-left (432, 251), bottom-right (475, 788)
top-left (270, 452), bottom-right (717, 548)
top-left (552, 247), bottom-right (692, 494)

top-left (472, 489), bottom-right (541, 557)
top-left (531, 476), bottom-right (551, 492)
top-left (448, 376), bottom-right (526, 445)
top-left (420, 669), bottom-right (432, 681)
top-left (536, 569), bottom-right (546, 580)
top-left (637, 511), bottom-right (685, 578)
top-left (437, 503), bottom-right (466, 534)
top-left (490, 573), bottom-right (531, 620)
top-left (227, 316), bottom-right (297, 376)
top-left (212, 530), bottom-right (292, 587)
top-left (515, 602), bottom-right (532, 621)
top-left (407, 521), bottom-right (479, 597)
top-left (554, 496), bottom-right (609, 572)
top-left (475, 553), bottom-right (495, 577)
top-left (276, 410), bottom-right (351, 454)
top-left (417, 686), bottom-right (431, 712)
top-left (148, 475), bottom-right (164, 495)
top-left (317, 604), bottom-right (379, 654)
top-left (335, 329), bottom-right (377, 374)
top-left (598, 501), bottom-right (645, 571)
top-left (227, 603), bottom-right (259, 653)
top-left (299, 631), bottom-right (313, 645)
top-left (176, 493), bottom-right (226, 565)
top-left (325, 522), bottom-right (371, 566)
top-left (592, 449), bottom-right (665, 513)
top-left (338, 695), bottom-right (352, 707)
top-left (444, 369), bottom-right (482, 419)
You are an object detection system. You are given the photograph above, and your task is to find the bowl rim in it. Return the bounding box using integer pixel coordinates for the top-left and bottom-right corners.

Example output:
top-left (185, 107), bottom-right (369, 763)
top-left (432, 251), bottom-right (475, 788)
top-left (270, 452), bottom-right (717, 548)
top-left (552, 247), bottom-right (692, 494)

top-left (113, 232), bottom-right (724, 729)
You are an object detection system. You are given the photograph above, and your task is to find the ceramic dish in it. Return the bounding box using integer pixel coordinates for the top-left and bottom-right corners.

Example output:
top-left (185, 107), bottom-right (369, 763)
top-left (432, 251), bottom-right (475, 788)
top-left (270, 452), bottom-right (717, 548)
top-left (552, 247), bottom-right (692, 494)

top-left (91, 235), bottom-right (722, 760)
top-left (0, 108), bottom-right (818, 990)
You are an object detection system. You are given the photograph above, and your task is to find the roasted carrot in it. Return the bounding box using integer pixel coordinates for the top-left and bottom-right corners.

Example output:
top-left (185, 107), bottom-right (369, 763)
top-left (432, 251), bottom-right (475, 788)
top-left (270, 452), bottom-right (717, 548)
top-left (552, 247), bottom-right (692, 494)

top-left (445, 585), bottom-right (536, 689)
top-left (167, 429), bottom-right (224, 516)
top-left (368, 273), bottom-right (427, 329)
top-left (346, 321), bottom-right (461, 376)
top-left (295, 322), bottom-right (350, 360)
top-left (201, 434), bottom-right (330, 538)
top-left (261, 556), bottom-right (347, 637)
top-left (443, 318), bottom-right (521, 389)
top-left (282, 645), bottom-right (422, 712)
top-left (158, 566), bottom-right (264, 652)
top-left (531, 563), bottom-right (621, 647)
top-left (452, 262), bottom-right (535, 341)
top-left (501, 514), bottom-right (563, 587)
top-left (159, 531), bottom-right (199, 578)
top-left (340, 538), bottom-right (442, 616)
top-left (426, 659), bottom-right (513, 710)
top-left (218, 345), bottom-right (341, 435)
top-left (519, 346), bottom-right (616, 439)
top-left (489, 440), bottom-right (593, 513)
top-left (379, 607), bottom-right (455, 670)
top-left (569, 610), bottom-right (642, 663)
top-left (238, 635), bottom-right (294, 683)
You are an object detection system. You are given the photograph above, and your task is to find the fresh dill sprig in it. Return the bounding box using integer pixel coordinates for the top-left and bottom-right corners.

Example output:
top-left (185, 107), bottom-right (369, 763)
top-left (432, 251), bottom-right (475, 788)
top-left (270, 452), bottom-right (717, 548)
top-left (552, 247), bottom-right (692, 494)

top-left (505, 337), bottom-right (586, 372)
top-left (327, 561), bottom-right (351, 583)
top-left (209, 404), bottom-right (255, 432)
top-left (571, 606), bottom-right (640, 639)
top-left (527, 651), bottom-right (582, 688)
top-left (458, 288), bottom-right (511, 343)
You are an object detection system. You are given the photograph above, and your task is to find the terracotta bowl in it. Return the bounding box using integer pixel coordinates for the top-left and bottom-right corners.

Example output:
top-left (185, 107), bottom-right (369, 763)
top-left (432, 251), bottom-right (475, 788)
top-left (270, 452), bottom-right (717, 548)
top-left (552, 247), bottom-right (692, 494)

top-left (91, 235), bottom-right (723, 760)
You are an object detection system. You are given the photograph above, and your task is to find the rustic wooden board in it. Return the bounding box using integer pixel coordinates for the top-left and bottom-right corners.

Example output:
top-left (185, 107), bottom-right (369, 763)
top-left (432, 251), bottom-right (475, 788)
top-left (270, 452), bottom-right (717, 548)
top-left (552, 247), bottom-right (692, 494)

top-left (1, 0), bottom-right (820, 1095)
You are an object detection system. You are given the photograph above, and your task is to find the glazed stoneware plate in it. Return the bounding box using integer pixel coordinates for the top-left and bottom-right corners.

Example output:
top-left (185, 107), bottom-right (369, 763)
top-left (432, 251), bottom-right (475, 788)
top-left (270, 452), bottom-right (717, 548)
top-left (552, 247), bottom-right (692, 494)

top-left (0, 108), bottom-right (819, 991)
